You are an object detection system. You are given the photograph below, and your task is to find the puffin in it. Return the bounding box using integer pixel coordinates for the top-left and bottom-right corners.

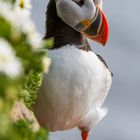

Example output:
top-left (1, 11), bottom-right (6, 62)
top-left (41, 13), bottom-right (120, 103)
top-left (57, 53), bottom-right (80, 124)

top-left (33, 0), bottom-right (112, 140)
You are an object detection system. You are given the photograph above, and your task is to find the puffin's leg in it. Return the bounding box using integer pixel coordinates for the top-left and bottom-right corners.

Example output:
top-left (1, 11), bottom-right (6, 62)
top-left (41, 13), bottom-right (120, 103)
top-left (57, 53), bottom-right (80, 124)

top-left (81, 130), bottom-right (89, 140)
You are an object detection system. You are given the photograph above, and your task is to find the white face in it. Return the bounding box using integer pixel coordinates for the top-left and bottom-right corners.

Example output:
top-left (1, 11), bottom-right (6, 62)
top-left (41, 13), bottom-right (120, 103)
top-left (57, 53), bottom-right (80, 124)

top-left (55, 0), bottom-right (103, 30)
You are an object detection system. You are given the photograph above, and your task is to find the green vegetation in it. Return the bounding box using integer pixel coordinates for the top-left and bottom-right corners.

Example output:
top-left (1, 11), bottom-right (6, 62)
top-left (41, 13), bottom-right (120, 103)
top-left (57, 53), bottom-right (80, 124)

top-left (0, 0), bottom-right (51, 139)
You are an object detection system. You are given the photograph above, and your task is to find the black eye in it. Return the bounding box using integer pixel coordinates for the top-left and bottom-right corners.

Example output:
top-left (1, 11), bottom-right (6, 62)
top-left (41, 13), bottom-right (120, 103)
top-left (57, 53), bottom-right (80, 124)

top-left (79, 0), bottom-right (85, 5)
top-left (73, 0), bottom-right (85, 7)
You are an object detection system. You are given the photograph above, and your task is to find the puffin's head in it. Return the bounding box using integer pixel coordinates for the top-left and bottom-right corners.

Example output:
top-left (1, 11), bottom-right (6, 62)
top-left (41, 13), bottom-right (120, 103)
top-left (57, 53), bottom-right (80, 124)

top-left (55, 0), bottom-right (108, 46)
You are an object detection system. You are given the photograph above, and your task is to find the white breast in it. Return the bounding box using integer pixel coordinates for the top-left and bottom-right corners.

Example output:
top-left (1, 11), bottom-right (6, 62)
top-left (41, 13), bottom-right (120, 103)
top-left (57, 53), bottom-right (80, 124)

top-left (35, 45), bottom-right (112, 131)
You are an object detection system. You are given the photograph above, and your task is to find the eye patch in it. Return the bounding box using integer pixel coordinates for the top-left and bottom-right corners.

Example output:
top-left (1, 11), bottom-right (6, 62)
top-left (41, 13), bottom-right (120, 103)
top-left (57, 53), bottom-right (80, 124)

top-left (73, 0), bottom-right (85, 7)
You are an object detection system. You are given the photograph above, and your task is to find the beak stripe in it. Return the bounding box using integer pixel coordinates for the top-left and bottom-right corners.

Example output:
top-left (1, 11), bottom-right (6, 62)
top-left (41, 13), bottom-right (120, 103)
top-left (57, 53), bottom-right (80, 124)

top-left (84, 8), bottom-right (102, 36)
top-left (75, 7), bottom-right (101, 33)
top-left (75, 7), bottom-right (109, 46)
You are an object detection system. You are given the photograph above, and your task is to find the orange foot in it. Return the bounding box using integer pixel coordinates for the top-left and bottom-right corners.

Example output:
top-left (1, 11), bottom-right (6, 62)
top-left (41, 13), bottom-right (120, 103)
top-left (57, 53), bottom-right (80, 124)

top-left (81, 131), bottom-right (89, 140)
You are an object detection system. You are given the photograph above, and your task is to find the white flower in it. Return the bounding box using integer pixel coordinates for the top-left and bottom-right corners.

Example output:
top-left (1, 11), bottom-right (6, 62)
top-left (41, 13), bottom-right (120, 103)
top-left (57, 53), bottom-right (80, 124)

top-left (0, 38), bottom-right (22, 78)
top-left (42, 57), bottom-right (51, 73)
top-left (0, 1), bottom-right (43, 51)
top-left (27, 32), bottom-right (43, 51)
top-left (0, 1), bottom-right (11, 19)
top-left (15, 0), bottom-right (32, 10)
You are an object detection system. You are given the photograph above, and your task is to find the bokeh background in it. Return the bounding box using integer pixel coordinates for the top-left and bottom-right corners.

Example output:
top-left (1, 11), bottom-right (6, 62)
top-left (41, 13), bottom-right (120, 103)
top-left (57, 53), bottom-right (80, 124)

top-left (31, 0), bottom-right (140, 140)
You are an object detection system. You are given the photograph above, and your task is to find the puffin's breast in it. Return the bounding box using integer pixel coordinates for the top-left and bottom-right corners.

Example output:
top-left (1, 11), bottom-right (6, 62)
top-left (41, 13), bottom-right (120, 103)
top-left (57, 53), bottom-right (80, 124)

top-left (34, 45), bottom-right (112, 131)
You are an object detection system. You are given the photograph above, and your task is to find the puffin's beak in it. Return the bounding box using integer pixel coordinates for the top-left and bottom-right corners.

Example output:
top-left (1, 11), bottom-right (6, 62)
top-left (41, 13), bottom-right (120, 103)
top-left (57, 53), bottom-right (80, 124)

top-left (75, 7), bottom-right (109, 46)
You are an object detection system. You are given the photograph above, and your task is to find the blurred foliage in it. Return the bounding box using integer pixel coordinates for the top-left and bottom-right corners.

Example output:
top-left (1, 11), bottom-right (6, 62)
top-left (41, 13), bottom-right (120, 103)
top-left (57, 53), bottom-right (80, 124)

top-left (0, 0), bottom-right (51, 139)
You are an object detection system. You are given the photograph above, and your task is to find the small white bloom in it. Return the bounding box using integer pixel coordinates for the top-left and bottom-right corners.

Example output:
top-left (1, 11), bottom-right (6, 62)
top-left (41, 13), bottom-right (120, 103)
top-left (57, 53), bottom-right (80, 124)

top-left (0, 1), bottom-right (43, 51)
top-left (27, 32), bottom-right (43, 51)
top-left (42, 57), bottom-right (51, 73)
top-left (0, 1), bottom-right (11, 19)
top-left (15, 0), bottom-right (32, 9)
top-left (21, 19), bottom-right (36, 34)
top-left (0, 38), bottom-right (22, 78)
top-left (9, 6), bottom-right (32, 32)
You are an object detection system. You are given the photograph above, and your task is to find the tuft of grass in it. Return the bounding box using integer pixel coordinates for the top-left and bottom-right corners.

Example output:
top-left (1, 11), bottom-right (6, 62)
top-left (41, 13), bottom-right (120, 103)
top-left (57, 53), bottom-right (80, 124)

top-left (20, 71), bottom-right (43, 109)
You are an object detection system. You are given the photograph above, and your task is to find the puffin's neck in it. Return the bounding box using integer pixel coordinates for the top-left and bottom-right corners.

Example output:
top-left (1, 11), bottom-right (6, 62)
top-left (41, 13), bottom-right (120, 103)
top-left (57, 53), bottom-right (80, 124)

top-left (44, 0), bottom-right (90, 50)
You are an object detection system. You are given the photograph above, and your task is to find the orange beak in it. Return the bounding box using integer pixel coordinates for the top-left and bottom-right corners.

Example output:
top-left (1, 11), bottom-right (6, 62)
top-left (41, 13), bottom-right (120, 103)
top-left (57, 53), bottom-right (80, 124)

top-left (75, 7), bottom-right (109, 46)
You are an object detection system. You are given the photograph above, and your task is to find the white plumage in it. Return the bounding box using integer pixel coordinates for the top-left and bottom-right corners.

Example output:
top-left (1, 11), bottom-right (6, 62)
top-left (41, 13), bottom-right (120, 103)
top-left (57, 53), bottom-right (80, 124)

top-left (35, 45), bottom-right (112, 131)
top-left (56, 0), bottom-right (96, 28)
